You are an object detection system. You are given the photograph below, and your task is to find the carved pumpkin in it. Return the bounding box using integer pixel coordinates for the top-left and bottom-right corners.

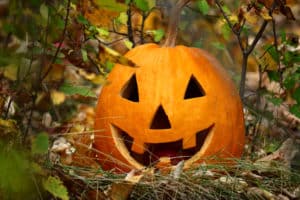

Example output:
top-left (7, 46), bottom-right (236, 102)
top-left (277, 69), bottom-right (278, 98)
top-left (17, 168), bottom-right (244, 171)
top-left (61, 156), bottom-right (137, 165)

top-left (94, 43), bottom-right (245, 172)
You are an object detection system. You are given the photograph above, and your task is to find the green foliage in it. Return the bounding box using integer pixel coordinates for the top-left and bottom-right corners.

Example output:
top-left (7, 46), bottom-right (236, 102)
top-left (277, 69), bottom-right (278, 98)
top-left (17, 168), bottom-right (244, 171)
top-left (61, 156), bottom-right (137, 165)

top-left (59, 82), bottom-right (97, 98)
top-left (265, 45), bottom-right (279, 62)
top-left (0, 143), bottom-right (37, 200)
top-left (290, 104), bottom-right (300, 118)
top-left (105, 61), bottom-right (115, 71)
top-left (153, 29), bottom-right (165, 42)
top-left (116, 12), bottom-right (128, 25)
top-left (77, 15), bottom-right (89, 26)
top-left (267, 96), bottom-right (283, 106)
top-left (39, 3), bottom-right (49, 21)
top-left (43, 176), bottom-right (69, 200)
top-left (32, 132), bottom-right (49, 155)
top-left (134, 0), bottom-right (150, 12)
top-left (94, 0), bottom-right (127, 12)
top-left (293, 88), bottom-right (300, 104)
top-left (212, 42), bottom-right (225, 50)
top-left (197, 0), bottom-right (210, 15)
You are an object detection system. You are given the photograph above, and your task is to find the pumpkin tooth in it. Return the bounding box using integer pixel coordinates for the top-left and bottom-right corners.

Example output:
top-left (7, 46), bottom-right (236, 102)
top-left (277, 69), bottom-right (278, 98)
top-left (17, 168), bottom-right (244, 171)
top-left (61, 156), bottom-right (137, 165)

top-left (155, 157), bottom-right (171, 168)
top-left (182, 136), bottom-right (196, 149)
top-left (131, 139), bottom-right (145, 154)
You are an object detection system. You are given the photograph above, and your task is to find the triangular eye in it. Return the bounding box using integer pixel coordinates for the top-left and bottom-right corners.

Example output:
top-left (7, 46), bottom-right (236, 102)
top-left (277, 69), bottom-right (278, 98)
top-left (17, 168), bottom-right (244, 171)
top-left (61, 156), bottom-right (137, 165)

top-left (150, 105), bottom-right (171, 129)
top-left (120, 74), bottom-right (139, 102)
top-left (184, 75), bottom-right (205, 99)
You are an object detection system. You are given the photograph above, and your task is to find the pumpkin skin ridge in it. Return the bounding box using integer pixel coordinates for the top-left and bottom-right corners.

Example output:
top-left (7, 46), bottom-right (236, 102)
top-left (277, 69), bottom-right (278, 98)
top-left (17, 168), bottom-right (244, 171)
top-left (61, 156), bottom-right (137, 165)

top-left (94, 43), bottom-right (245, 172)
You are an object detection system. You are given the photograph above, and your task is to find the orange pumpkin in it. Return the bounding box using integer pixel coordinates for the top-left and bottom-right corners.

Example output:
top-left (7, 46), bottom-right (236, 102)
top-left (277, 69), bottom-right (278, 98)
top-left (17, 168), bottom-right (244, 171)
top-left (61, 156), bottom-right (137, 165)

top-left (94, 43), bottom-right (245, 172)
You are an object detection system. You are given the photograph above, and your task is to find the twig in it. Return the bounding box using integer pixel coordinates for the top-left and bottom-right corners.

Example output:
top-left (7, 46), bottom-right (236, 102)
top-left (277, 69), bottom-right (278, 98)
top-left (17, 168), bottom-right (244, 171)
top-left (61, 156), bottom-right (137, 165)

top-left (215, 0), bottom-right (275, 101)
top-left (126, 0), bottom-right (135, 47)
top-left (140, 12), bottom-right (147, 44)
top-left (42, 83), bottom-right (61, 122)
top-left (41, 0), bottom-right (71, 81)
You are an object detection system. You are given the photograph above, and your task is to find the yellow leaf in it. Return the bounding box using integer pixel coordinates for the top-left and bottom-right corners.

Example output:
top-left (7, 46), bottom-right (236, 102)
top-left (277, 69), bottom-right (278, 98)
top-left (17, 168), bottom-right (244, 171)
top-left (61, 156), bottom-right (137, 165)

top-left (257, 52), bottom-right (277, 71)
top-left (229, 15), bottom-right (238, 24)
top-left (0, 119), bottom-right (18, 137)
top-left (244, 11), bottom-right (260, 25)
top-left (78, 69), bottom-right (107, 85)
top-left (43, 64), bottom-right (65, 82)
top-left (260, 7), bottom-right (272, 21)
top-left (3, 64), bottom-right (17, 81)
top-left (50, 90), bottom-right (66, 105)
top-left (98, 44), bottom-right (136, 67)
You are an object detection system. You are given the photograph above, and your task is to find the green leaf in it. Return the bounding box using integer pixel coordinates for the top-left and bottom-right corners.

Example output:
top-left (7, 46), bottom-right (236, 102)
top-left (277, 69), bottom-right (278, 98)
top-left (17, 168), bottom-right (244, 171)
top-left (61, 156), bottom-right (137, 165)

top-left (283, 76), bottom-right (296, 90)
top-left (292, 87), bottom-right (300, 104)
top-left (221, 5), bottom-right (231, 15)
top-left (43, 176), bottom-right (69, 200)
top-left (77, 15), bottom-right (89, 25)
top-left (105, 61), bottom-right (115, 71)
top-left (59, 83), bottom-right (97, 98)
top-left (0, 144), bottom-right (36, 199)
top-left (94, 0), bottom-right (127, 12)
top-left (283, 51), bottom-right (293, 65)
top-left (193, 39), bottom-right (203, 48)
top-left (81, 49), bottom-right (88, 62)
top-left (32, 132), bottom-right (49, 155)
top-left (265, 141), bottom-right (281, 154)
top-left (212, 42), bottom-right (225, 50)
top-left (280, 30), bottom-right (286, 42)
top-left (116, 12), bottom-right (128, 25)
top-left (96, 27), bottom-right (109, 37)
top-left (134, 0), bottom-right (149, 12)
top-left (290, 104), bottom-right (300, 118)
top-left (147, 0), bottom-right (156, 10)
top-left (267, 71), bottom-right (280, 82)
top-left (153, 29), bottom-right (165, 42)
top-left (124, 39), bottom-right (133, 49)
top-left (40, 3), bottom-right (49, 20)
top-left (267, 96), bottom-right (283, 106)
top-left (265, 45), bottom-right (279, 62)
top-left (221, 23), bottom-right (231, 40)
top-left (197, 0), bottom-right (210, 15)
top-left (292, 54), bottom-right (300, 63)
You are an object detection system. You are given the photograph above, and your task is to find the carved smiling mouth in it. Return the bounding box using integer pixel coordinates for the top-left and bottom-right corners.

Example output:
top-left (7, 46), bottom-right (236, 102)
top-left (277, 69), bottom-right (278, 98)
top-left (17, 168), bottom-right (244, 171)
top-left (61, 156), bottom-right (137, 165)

top-left (111, 125), bottom-right (214, 167)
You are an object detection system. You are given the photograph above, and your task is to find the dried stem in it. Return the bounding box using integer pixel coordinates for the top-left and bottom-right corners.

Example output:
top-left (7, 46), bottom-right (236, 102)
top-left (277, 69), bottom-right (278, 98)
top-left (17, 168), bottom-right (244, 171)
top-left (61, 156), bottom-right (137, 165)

top-left (163, 0), bottom-right (191, 47)
top-left (127, 0), bottom-right (135, 47)
top-left (215, 0), bottom-right (278, 101)
top-left (41, 0), bottom-right (71, 81)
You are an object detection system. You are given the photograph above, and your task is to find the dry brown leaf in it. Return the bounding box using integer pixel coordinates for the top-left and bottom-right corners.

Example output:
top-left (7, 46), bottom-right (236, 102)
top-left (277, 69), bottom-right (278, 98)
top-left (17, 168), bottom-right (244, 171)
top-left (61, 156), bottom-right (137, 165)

top-left (43, 64), bottom-right (65, 82)
top-left (255, 138), bottom-right (299, 169)
top-left (81, 0), bottom-right (120, 28)
top-left (106, 180), bottom-right (137, 200)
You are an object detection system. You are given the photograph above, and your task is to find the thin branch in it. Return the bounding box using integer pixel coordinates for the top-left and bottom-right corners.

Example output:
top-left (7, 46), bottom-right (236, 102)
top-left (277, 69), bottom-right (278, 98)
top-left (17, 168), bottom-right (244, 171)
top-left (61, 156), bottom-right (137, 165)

top-left (215, 0), bottom-right (277, 100)
top-left (215, 0), bottom-right (245, 52)
top-left (126, 1), bottom-right (135, 47)
top-left (245, 20), bottom-right (268, 55)
top-left (140, 12), bottom-right (147, 44)
top-left (271, 14), bottom-right (283, 87)
top-left (41, 0), bottom-right (71, 81)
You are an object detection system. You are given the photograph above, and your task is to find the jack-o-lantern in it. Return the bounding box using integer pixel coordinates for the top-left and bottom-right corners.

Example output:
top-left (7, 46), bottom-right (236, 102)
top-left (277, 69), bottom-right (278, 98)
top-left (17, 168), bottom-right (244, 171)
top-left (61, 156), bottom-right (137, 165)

top-left (94, 43), bottom-right (245, 172)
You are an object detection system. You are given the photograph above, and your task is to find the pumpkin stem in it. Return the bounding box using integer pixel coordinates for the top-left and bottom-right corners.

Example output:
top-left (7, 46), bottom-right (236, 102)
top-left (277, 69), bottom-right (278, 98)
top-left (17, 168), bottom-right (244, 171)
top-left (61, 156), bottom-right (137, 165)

top-left (163, 0), bottom-right (191, 47)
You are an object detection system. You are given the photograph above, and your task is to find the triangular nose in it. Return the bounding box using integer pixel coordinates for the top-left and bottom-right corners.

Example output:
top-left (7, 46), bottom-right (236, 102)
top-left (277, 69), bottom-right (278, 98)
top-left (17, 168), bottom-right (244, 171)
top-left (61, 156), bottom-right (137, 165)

top-left (150, 105), bottom-right (171, 129)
